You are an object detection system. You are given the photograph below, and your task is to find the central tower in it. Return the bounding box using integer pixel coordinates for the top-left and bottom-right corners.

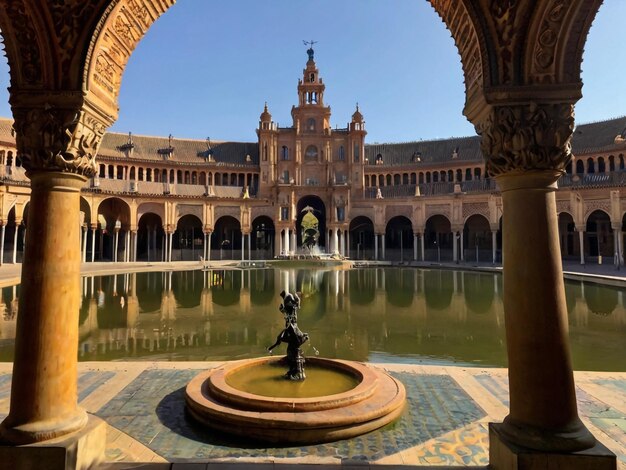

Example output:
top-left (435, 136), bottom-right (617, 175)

top-left (256, 46), bottom-right (367, 256)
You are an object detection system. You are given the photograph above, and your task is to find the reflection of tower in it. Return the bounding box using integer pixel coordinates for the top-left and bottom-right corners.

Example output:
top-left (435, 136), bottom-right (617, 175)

top-left (201, 287), bottom-right (213, 317)
top-left (161, 272), bottom-right (176, 321)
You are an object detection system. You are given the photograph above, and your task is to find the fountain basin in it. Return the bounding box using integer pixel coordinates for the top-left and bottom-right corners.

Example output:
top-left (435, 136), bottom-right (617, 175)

top-left (185, 357), bottom-right (406, 444)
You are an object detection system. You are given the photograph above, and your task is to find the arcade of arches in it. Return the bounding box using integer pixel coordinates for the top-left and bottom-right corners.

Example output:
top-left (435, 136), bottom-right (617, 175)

top-left (0, 1), bottom-right (619, 469)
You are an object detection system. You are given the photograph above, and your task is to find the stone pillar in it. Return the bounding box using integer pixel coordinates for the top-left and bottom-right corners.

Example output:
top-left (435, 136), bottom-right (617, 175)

top-left (333, 229), bottom-right (339, 255)
top-left (0, 173), bottom-right (88, 443)
top-left (420, 233), bottom-right (425, 262)
top-left (459, 231), bottom-right (464, 262)
top-left (576, 226), bottom-right (585, 265)
top-left (207, 231), bottom-right (212, 261)
top-left (346, 231), bottom-right (350, 258)
top-left (11, 223), bottom-right (19, 264)
top-left (81, 226), bottom-right (87, 263)
top-left (113, 229), bottom-right (120, 263)
top-left (146, 228), bottom-right (151, 262)
top-left (413, 234), bottom-right (418, 261)
top-left (247, 231), bottom-right (252, 261)
top-left (241, 233), bottom-right (245, 261)
top-left (91, 225), bottom-right (97, 263)
top-left (477, 102), bottom-right (595, 454)
top-left (492, 230), bottom-right (498, 265)
top-left (0, 224), bottom-right (5, 265)
top-left (125, 231), bottom-right (130, 263)
top-left (132, 231), bottom-right (138, 262)
top-left (452, 231), bottom-right (458, 262)
top-left (290, 229), bottom-right (296, 255)
top-left (168, 232), bottom-right (174, 262)
top-left (374, 234), bottom-right (379, 260)
top-left (284, 229), bottom-right (290, 255)
top-left (274, 231), bottom-right (281, 258)
top-left (381, 234), bottom-right (386, 260)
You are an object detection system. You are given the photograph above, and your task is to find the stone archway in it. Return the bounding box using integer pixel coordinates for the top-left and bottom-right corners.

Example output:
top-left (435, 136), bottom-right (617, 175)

top-left (213, 215), bottom-right (242, 260)
top-left (97, 197), bottom-right (131, 262)
top-left (0, 1), bottom-right (611, 466)
top-left (463, 214), bottom-right (491, 263)
top-left (251, 216), bottom-right (275, 260)
top-left (558, 212), bottom-right (579, 261)
top-left (349, 216), bottom-right (375, 260)
top-left (385, 216), bottom-right (413, 262)
top-left (296, 195), bottom-right (327, 252)
top-left (137, 213), bottom-right (164, 262)
top-left (174, 214), bottom-right (203, 262)
top-left (425, 214), bottom-right (452, 262)
top-left (585, 210), bottom-right (613, 261)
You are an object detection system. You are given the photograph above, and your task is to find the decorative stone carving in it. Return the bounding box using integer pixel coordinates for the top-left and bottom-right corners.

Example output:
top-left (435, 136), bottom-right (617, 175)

top-left (462, 202), bottom-right (489, 221)
top-left (489, 0), bottom-right (525, 85)
top-left (426, 204), bottom-right (452, 219)
top-left (584, 200), bottom-right (611, 221)
top-left (385, 205), bottom-right (411, 220)
top-left (12, 98), bottom-right (108, 177)
top-left (215, 206), bottom-right (240, 220)
top-left (555, 200), bottom-right (570, 215)
top-left (476, 103), bottom-right (575, 177)
top-left (429, 0), bottom-right (484, 91)
top-left (0, 2), bottom-right (43, 85)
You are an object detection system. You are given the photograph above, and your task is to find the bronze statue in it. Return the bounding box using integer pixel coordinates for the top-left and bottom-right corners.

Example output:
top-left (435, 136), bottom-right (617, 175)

top-left (268, 290), bottom-right (309, 380)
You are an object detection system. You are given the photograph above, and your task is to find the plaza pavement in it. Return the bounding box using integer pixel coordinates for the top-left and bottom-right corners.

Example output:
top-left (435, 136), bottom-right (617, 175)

top-left (0, 261), bottom-right (623, 468)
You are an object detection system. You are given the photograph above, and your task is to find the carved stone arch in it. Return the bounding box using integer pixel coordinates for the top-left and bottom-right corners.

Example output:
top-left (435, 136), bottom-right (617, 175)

top-left (462, 202), bottom-right (490, 223)
top-left (583, 201), bottom-right (611, 224)
top-left (251, 206), bottom-right (276, 221)
top-left (384, 205), bottom-right (412, 226)
top-left (349, 208), bottom-right (375, 222)
top-left (525, 1), bottom-right (604, 85)
top-left (137, 201), bottom-right (165, 222)
top-left (85, 0), bottom-right (177, 114)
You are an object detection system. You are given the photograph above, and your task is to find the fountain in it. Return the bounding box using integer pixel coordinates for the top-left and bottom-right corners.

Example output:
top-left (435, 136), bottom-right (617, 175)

top-left (185, 289), bottom-right (406, 444)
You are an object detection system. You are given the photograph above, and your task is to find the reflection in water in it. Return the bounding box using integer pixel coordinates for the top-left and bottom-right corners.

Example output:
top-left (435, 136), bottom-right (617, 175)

top-left (1, 268), bottom-right (625, 371)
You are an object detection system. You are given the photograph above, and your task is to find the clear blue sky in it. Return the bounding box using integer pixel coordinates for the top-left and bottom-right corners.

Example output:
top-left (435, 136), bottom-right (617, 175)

top-left (0, 0), bottom-right (623, 143)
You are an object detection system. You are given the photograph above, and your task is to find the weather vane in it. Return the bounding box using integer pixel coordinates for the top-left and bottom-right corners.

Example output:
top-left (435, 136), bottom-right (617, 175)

top-left (303, 40), bottom-right (317, 61)
top-left (303, 40), bottom-right (318, 48)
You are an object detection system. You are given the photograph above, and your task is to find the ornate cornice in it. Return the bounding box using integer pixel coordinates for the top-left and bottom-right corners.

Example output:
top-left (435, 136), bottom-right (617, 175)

top-left (476, 102), bottom-right (575, 177)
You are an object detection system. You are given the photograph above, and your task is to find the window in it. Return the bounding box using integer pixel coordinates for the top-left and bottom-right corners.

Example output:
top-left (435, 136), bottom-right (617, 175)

top-left (283, 170), bottom-right (290, 183)
top-left (307, 118), bottom-right (316, 132)
top-left (354, 144), bottom-right (360, 162)
top-left (281, 207), bottom-right (289, 221)
top-left (338, 146), bottom-right (345, 161)
top-left (305, 145), bottom-right (318, 161)
top-left (281, 146), bottom-right (289, 161)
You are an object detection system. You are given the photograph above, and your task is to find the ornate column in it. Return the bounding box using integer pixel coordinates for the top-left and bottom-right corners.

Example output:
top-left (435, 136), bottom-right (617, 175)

top-left (247, 231), bottom-right (252, 261)
top-left (420, 232), bottom-right (425, 262)
top-left (491, 230), bottom-right (498, 265)
top-left (413, 233), bottom-right (418, 261)
top-left (381, 234), bottom-right (386, 260)
top-left (81, 226), bottom-right (87, 263)
top-left (206, 230), bottom-right (212, 261)
top-left (333, 229), bottom-right (339, 255)
top-left (132, 230), bottom-right (138, 262)
top-left (290, 229), bottom-right (296, 256)
top-left (477, 102), bottom-right (595, 453)
top-left (0, 98), bottom-right (108, 444)
top-left (241, 233), bottom-right (245, 261)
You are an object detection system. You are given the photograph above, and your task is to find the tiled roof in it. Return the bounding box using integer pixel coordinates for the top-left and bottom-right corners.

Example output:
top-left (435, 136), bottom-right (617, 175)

top-left (99, 132), bottom-right (259, 166)
top-left (364, 116), bottom-right (626, 166)
top-left (365, 136), bottom-right (482, 166)
top-left (571, 116), bottom-right (626, 154)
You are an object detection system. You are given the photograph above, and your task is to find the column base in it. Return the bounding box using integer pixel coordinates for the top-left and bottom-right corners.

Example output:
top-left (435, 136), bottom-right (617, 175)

top-left (0, 414), bottom-right (105, 470)
top-left (489, 423), bottom-right (616, 470)
top-left (0, 408), bottom-right (88, 445)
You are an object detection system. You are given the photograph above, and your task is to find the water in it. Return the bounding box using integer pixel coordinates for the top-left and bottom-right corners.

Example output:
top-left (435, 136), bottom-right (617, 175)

top-left (225, 361), bottom-right (360, 398)
top-left (0, 268), bottom-right (624, 371)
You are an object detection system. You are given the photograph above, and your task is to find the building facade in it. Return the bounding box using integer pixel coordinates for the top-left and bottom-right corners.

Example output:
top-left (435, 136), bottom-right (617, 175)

top-left (0, 49), bottom-right (624, 266)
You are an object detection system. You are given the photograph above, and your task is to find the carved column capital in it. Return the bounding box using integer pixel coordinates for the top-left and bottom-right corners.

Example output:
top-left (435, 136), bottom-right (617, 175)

top-left (476, 102), bottom-right (575, 179)
top-left (10, 91), bottom-right (112, 179)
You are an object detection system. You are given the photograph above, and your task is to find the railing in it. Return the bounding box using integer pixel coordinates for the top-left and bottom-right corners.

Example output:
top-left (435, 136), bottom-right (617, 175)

top-left (558, 171), bottom-right (626, 188)
top-left (364, 179), bottom-right (498, 198)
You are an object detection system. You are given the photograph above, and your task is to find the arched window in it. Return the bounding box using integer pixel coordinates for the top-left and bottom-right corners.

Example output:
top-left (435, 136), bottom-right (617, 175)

top-left (410, 173), bottom-right (416, 184)
top-left (338, 146), bottom-right (345, 161)
top-left (378, 174), bottom-right (384, 186)
top-left (129, 167), bottom-right (136, 180)
top-left (99, 164), bottom-right (106, 178)
top-left (307, 118), bottom-right (316, 132)
top-left (192, 172), bottom-right (198, 184)
top-left (177, 170), bottom-right (183, 183)
top-left (576, 160), bottom-right (584, 174)
top-left (587, 158), bottom-right (595, 174)
top-left (465, 168), bottom-right (472, 181)
top-left (440, 171), bottom-right (446, 181)
top-left (393, 174), bottom-right (401, 185)
top-left (447, 170), bottom-right (453, 181)
top-left (403, 173), bottom-right (409, 184)
top-left (619, 155), bottom-right (625, 170)
top-left (598, 157), bottom-right (605, 173)
top-left (419, 172), bottom-right (424, 184)
top-left (609, 155), bottom-right (615, 172)
top-left (305, 145), bottom-right (318, 161)
top-left (138, 168), bottom-right (144, 181)
top-left (108, 165), bottom-right (114, 179)
top-left (475, 168), bottom-right (481, 179)
top-left (281, 146), bottom-right (289, 160)
top-left (433, 172), bottom-right (439, 183)
top-left (426, 172), bottom-right (431, 183)
top-left (456, 169), bottom-right (462, 182)
top-left (386, 174), bottom-right (392, 186)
